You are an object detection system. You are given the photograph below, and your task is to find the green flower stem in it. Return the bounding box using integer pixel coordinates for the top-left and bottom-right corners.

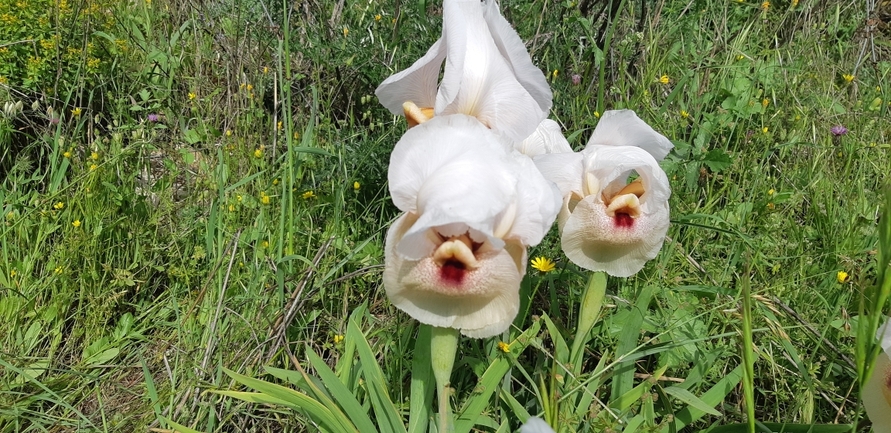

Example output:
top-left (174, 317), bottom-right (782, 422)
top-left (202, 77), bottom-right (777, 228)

top-left (431, 326), bottom-right (459, 433)
top-left (741, 276), bottom-right (756, 433)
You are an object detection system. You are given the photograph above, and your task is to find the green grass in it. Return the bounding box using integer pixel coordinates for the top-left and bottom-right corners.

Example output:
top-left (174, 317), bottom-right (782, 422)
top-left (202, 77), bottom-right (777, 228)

top-left (1, 0), bottom-right (889, 431)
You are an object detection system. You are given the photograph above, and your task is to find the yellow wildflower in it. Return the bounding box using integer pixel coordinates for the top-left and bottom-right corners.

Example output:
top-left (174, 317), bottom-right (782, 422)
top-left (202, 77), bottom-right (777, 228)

top-left (71, 107), bottom-right (82, 117)
top-left (225, 129), bottom-right (232, 136)
top-left (761, 1), bottom-right (770, 10)
top-left (246, 84), bottom-right (254, 91)
top-left (680, 110), bottom-right (690, 119)
top-left (593, 111), bottom-right (600, 118)
top-left (188, 92), bottom-right (197, 100)
top-left (791, 0), bottom-right (798, 6)
top-left (843, 74), bottom-right (854, 83)
top-left (531, 256), bottom-right (556, 273)
top-left (552, 69), bottom-right (559, 80)
top-left (837, 271), bottom-right (849, 283)
top-left (263, 66), bottom-right (269, 74)
top-left (277, 121), bottom-right (283, 130)
top-left (273, 178), bottom-right (280, 186)
top-left (228, 204), bottom-right (235, 212)
top-left (89, 163), bottom-right (98, 171)
top-left (766, 202), bottom-right (775, 210)
top-left (343, 27), bottom-right (349, 37)
top-left (260, 192), bottom-right (271, 205)
top-left (353, 181), bottom-right (360, 191)
top-left (91, 151), bottom-right (99, 160)
top-left (54, 266), bottom-right (63, 274)
top-left (63, 150), bottom-right (72, 158)
top-left (72, 219), bottom-right (81, 228)
top-left (53, 201), bottom-right (64, 210)
top-left (768, 189), bottom-right (775, 196)
top-left (254, 147), bottom-right (264, 158)
top-left (762, 127), bottom-right (769, 134)
top-left (375, 14), bottom-right (381, 21)
top-left (293, 132), bottom-right (300, 140)
top-left (761, 98), bottom-right (769, 108)
top-left (333, 334), bottom-right (344, 344)
top-left (261, 240), bottom-right (269, 248)
top-left (497, 341), bottom-right (510, 353)
top-left (659, 75), bottom-right (670, 85)
top-left (302, 191), bottom-right (315, 200)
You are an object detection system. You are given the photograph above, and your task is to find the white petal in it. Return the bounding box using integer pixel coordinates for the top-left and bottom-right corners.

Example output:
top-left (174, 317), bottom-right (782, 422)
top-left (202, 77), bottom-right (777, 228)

top-left (533, 151), bottom-right (585, 197)
top-left (877, 317), bottom-right (891, 356)
top-left (517, 119), bottom-right (573, 156)
top-left (435, 0), bottom-right (545, 142)
top-left (388, 115), bottom-right (520, 260)
top-left (587, 110), bottom-right (674, 161)
top-left (384, 213), bottom-right (526, 338)
top-left (863, 350), bottom-right (891, 433)
top-left (482, 0), bottom-right (552, 114)
top-left (561, 195), bottom-right (669, 277)
top-left (559, 145), bottom-right (671, 276)
top-left (375, 39), bottom-right (446, 115)
top-left (507, 152), bottom-right (561, 246)
top-left (519, 417), bottom-right (556, 433)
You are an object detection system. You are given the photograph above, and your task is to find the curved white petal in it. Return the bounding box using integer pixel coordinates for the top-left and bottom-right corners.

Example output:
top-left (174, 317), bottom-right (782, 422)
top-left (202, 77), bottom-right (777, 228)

top-left (865, 319), bottom-right (891, 433)
top-left (384, 213), bottom-right (526, 338)
top-left (508, 152), bottom-right (562, 246)
top-left (482, 0), bottom-right (552, 114)
top-left (558, 145), bottom-right (671, 276)
top-left (517, 119), bottom-right (573, 156)
top-left (519, 417), bottom-right (556, 433)
top-left (533, 151), bottom-right (585, 197)
top-left (435, 0), bottom-right (545, 142)
top-left (375, 39), bottom-right (446, 115)
top-left (587, 110), bottom-right (674, 161)
top-left (388, 115), bottom-right (517, 259)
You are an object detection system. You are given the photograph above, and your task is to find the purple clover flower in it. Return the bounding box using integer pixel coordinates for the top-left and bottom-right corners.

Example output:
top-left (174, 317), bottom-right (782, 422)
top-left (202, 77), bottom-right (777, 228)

top-left (147, 113), bottom-right (160, 122)
top-left (571, 74), bottom-right (581, 85)
top-left (830, 125), bottom-right (848, 136)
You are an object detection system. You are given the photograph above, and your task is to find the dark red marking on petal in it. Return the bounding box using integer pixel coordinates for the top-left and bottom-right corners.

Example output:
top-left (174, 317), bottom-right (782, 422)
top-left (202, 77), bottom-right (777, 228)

top-left (440, 260), bottom-right (467, 285)
top-left (614, 212), bottom-right (634, 228)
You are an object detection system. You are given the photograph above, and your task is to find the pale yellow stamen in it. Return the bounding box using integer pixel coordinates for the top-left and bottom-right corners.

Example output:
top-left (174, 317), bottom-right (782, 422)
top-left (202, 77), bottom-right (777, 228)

top-left (432, 234), bottom-right (480, 269)
top-left (605, 193), bottom-right (642, 218)
top-left (403, 101), bottom-right (435, 128)
top-left (584, 172), bottom-right (600, 197)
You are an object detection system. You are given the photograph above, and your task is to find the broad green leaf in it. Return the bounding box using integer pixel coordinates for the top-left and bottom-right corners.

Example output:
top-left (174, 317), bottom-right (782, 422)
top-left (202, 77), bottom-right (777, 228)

top-left (305, 349), bottom-right (378, 432)
top-left (661, 365), bottom-right (744, 432)
top-left (408, 325), bottom-right (434, 433)
top-left (570, 272), bottom-right (606, 375)
top-left (610, 286), bottom-right (654, 401)
top-left (219, 368), bottom-right (353, 433)
top-left (347, 319), bottom-right (408, 433)
top-left (159, 416), bottom-right (204, 433)
top-left (662, 386), bottom-right (721, 416)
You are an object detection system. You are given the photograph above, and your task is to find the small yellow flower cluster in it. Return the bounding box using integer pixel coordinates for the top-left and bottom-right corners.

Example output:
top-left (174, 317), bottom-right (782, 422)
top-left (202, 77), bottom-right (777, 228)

top-left (91, 151), bottom-right (99, 160)
top-left (375, 14), bottom-right (382, 21)
top-left (262, 66), bottom-right (269, 74)
top-left (842, 74), bottom-right (854, 83)
top-left (53, 201), bottom-right (65, 210)
top-left (63, 149), bottom-right (72, 158)
top-left (54, 266), bottom-right (64, 275)
top-left (658, 75), bottom-right (670, 85)
top-left (593, 111), bottom-right (600, 119)
top-left (761, 126), bottom-right (769, 134)
top-left (761, 98), bottom-right (769, 108)
top-left (761, 1), bottom-right (770, 10)
top-left (680, 110), bottom-right (690, 119)
top-left (260, 191), bottom-right (271, 205)
top-left (188, 92), bottom-right (197, 100)
top-left (497, 341), bottom-right (511, 353)
top-left (333, 334), bottom-right (345, 344)
top-left (71, 107), bottom-right (82, 117)
top-left (302, 191), bottom-right (316, 200)
top-left (254, 146), bottom-right (264, 158)
top-left (277, 121), bottom-right (283, 131)
top-left (225, 129), bottom-right (232, 137)
top-left (72, 219), bottom-right (81, 228)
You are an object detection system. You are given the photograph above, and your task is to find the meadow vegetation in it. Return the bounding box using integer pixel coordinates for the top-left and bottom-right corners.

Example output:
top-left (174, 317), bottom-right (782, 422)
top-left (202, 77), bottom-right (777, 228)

top-left (0, 0), bottom-right (889, 431)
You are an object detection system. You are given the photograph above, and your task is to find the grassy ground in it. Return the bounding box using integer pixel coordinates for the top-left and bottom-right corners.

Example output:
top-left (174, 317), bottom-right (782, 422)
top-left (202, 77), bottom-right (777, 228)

top-left (0, 0), bottom-right (889, 431)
